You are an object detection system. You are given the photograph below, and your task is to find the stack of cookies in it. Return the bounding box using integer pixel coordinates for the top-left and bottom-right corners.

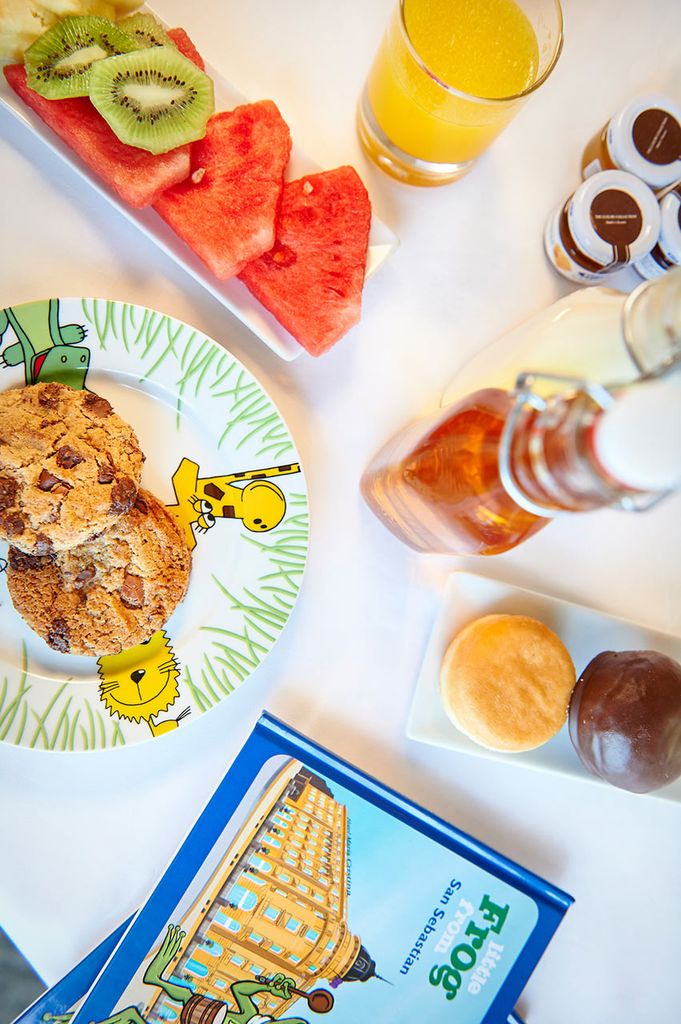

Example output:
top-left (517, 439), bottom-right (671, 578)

top-left (0, 382), bottom-right (191, 656)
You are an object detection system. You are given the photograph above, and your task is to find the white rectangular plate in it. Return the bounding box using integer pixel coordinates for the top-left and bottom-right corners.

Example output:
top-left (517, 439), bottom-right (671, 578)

top-left (407, 571), bottom-right (681, 802)
top-left (0, 7), bottom-right (397, 361)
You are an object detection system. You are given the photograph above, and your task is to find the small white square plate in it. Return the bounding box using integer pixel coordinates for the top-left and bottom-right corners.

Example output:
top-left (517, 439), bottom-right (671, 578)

top-left (407, 571), bottom-right (681, 802)
top-left (0, 6), bottom-right (398, 361)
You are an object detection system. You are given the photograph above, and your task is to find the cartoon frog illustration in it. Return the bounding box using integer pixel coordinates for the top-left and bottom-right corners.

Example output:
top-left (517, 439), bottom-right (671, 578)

top-left (43, 925), bottom-right (313, 1024)
top-left (167, 458), bottom-right (301, 552)
top-left (97, 631), bottom-right (190, 738)
top-left (0, 298), bottom-right (90, 389)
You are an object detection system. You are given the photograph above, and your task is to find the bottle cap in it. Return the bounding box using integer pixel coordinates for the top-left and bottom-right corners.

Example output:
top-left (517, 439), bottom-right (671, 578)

top-left (607, 95), bottom-right (681, 190)
top-left (568, 170), bottom-right (661, 269)
top-left (594, 376), bottom-right (681, 492)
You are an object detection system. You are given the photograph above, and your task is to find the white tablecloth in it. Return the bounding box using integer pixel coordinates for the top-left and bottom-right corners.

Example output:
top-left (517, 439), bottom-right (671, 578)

top-left (1, 1), bottom-right (680, 1020)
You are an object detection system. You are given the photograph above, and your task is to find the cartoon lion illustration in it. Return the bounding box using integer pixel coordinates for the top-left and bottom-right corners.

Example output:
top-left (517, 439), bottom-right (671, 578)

top-left (97, 631), bottom-right (190, 738)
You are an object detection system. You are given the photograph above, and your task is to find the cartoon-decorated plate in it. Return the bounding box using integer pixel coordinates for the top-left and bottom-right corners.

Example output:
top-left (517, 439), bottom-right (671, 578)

top-left (0, 297), bottom-right (308, 751)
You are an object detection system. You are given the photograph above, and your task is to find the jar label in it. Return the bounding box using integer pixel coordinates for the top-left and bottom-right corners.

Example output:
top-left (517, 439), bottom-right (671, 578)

top-left (632, 108), bottom-right (681, 166)
top-left (589, 188), bottom-right (642, 264)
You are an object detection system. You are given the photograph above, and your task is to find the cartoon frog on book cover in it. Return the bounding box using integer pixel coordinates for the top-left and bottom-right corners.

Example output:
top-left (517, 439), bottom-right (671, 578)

top-left (44, 925), bottom-right (322, 1024)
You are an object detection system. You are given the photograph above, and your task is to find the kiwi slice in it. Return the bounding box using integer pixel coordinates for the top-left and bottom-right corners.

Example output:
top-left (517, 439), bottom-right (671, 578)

top-left (117, 13), bottom-right (173, 49)
top-left (25, 15), bottom-right (138, 99)
top-left (89, 46), bottom-right (214, 154)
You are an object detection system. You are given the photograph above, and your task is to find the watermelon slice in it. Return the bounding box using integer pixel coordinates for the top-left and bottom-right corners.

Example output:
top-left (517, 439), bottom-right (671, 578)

top-left (167, 27), bottom-right (205, 70)
top-left (153, 102), bottom-right (292, 280)
top-left (4, 64), bottom-right (191, 208)
top-left (239, 166), bottom-right (371, 356)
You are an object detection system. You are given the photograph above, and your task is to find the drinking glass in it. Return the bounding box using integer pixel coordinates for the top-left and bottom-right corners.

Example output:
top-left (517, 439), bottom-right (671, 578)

top-left (357, 0), bottom-right (564, 186)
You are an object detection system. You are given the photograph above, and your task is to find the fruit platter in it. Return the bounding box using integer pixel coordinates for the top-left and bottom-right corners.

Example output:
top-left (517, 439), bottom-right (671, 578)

top-left (0, 4), bottom-right (398, 361)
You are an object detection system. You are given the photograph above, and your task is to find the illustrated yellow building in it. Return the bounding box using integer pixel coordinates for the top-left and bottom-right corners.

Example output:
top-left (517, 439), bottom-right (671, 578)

top-left (145, 760), bottom-right (378, 1021)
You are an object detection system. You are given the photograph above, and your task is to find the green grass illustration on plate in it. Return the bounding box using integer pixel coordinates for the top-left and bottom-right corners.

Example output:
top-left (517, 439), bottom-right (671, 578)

top-left (0, 643), bottom-right (125, 750)
top-left (82, 299), bottom-right (294, 459)
top-left (187, 495), bottom-right (309, 712)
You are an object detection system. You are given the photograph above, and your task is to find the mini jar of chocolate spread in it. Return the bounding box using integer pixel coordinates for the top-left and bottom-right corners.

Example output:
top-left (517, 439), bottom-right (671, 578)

top-left (581, 95), bottom-right (681, 191)
top-left (634, 187), bottom-right (681, 279)
top-left (544, 170), bottom-right (661, 283)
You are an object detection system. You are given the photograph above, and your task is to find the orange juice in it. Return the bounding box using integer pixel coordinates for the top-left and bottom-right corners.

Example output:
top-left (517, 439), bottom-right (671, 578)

top-left (359, 0), bottom-right (558, 185)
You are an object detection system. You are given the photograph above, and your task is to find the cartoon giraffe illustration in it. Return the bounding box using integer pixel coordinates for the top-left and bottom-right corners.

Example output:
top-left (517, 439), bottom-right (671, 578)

top-left (166, 458), bottom-right (301, 551)
top-left (0, 298), bottom-right (90, 389)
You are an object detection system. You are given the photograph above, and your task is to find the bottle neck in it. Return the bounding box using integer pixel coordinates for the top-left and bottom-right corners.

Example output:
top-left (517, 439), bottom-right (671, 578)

top-left (508, 390), bottom-right (639, 515)
top-left (506, 375), bottom-right (681, 517)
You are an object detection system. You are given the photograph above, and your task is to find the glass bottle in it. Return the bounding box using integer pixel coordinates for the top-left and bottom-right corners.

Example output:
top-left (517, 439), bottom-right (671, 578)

top-left (361, 272), bottom-right (681, 556)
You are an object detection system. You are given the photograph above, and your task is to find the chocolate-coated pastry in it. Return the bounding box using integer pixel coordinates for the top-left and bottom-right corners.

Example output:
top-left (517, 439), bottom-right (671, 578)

top-left (569, 650), bottom-right (681, 793)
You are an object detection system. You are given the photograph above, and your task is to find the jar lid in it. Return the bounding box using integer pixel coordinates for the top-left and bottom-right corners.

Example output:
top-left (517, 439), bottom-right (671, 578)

top-left (608, 94), bottom-right (681, 188)
top-left (568, 170), bottom-right (660, 268)
top-left (657, 189), bottom-right (681, 264)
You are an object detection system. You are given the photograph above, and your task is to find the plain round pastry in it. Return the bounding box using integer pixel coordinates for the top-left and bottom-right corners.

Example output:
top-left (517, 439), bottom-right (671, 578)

top-left (440, 614), bottom-right (577, 752)
top-left (7, 489), bottom-right (191, 656)
top-left (0, 381), bottom-right (144, 554)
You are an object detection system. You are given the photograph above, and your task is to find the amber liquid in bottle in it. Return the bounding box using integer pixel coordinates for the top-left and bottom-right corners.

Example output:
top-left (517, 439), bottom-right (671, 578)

top-left (361, 389), bottom-right (546, 555)
top-left (361, 385), bottom-right (638, 556)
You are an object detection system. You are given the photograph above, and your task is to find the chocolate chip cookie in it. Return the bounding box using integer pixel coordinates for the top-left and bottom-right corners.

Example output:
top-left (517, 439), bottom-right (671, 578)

top-left (0, 382), bottom-right (144, 554)
top-left (7, 489), bottom-right (191, 656)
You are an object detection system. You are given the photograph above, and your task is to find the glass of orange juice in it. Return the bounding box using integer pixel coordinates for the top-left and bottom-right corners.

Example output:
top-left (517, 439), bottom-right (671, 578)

top-left (358, 0), bottom-right (563, 186)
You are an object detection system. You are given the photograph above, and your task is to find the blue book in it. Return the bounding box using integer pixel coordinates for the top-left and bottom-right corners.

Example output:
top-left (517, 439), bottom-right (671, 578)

top-left (60, 713), bottom-right (570, 1024)
top-left (9, 921), bottom-right (129, 1024)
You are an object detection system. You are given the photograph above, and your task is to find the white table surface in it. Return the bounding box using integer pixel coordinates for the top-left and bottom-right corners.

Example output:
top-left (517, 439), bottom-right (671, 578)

top-left (1, 1), bottom-right (680, 1020)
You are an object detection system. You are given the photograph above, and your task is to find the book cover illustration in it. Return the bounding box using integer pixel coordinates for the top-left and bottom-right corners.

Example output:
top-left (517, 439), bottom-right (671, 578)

top-left (68, 716), bottom-right (571, 1024)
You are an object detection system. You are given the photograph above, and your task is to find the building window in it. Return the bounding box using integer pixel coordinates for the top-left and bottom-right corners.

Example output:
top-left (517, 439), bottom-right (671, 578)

top-left (313, 892), bottom-right (324, 902)
top-left (249, 932), bottom-right (264, 944)
top-left (185, 959), bottom-right (208, 978)
top-left (326, 941), bottom-right (334, 951)
top-left (270, 943), bottom-right (283, 954)
top-left (288, 953), bottom-right (301, 964)
top-left (227, 883), bottom-right (258, 911)
top-left (158, 1007), bottom-right (178, 1021)
top-left (250, 856), bottom-right (272, 872)
top-left (285, 917), bottom-right (301, 932)
top-left (214, 979), bottom-right (226, 990)
top-left (308, 965), bottom-right (318, 973)
top-left (304, 928), bottom-right (320, 942)
top-left (231, 954), bottom-right (245, 966)
top-left (250, 965), bottom-right (263, 977)
top-left (285, 857), bottom-right (296, 867)
top-left (265, 836), bottom-right (281, 848)
top-left (263, 905), bottom-right (280, 921)
top-left (297, 883), bottom-right (309, 893)
top-left (200, 939), bottom-right (223, 957)
top-left (215, 910), bottom-right (241, 932)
